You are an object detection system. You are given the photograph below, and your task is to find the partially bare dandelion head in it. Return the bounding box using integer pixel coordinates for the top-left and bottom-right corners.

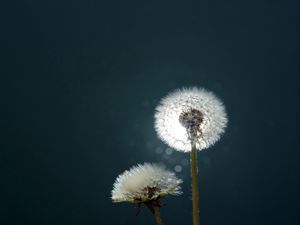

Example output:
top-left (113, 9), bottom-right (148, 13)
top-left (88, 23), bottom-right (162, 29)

top-left (154, 87), bottom-right (228, 152)
top-left (111, 163), bottom-right (182, 204)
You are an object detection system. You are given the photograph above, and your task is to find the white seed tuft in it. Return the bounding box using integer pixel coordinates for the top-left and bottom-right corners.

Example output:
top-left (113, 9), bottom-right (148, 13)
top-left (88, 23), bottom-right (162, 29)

top-left (154, 87), bottom-right (228, 152)
top-left (111, 163), bottom-right (182, 203)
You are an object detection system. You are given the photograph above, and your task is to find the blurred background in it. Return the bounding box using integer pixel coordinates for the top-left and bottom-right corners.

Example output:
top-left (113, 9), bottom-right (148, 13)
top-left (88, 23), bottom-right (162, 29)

top-left (0, 0), bottom-right (299, 225)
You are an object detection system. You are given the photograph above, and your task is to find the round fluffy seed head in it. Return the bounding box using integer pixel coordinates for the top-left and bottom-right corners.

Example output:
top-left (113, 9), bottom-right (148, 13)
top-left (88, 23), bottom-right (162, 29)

top-left (111, 163), bottom-right (182, 203)
top-left (155, 87), bottom-right (228, 152)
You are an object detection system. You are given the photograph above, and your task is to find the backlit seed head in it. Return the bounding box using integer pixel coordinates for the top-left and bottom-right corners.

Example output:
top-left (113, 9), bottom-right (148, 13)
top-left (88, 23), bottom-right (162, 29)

top-left (111, 163), bottom-right (182, 203)
top-left (155, 87), bottom-right (228, 152)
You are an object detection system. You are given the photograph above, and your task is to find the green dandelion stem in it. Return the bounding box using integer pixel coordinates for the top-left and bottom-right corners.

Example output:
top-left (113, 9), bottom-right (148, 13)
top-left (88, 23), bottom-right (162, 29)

top-left (191, 142), bottom-right (200, 225)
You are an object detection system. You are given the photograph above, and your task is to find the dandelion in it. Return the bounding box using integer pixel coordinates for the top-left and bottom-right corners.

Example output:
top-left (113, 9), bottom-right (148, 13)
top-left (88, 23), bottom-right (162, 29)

top-left (154, 87), bottom-right (228, 225)
top-left (112, 163), bottom-right (182, 225)
top-left (155, 87), bottom-right (227, 152)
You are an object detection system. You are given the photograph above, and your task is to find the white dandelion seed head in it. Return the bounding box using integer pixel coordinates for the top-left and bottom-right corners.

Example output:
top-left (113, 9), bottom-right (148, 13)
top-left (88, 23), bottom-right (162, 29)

top-left (154, 87), bottom-right (228, 152)
top-left (111, 163), bottom-right (182, 203)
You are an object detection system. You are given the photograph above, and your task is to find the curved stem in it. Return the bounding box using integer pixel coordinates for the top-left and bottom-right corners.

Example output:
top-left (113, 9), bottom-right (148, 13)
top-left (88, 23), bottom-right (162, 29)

top-left (191, 142), bottom-right (200, 225)
top-left (153, 206), bottom-right (163, 225)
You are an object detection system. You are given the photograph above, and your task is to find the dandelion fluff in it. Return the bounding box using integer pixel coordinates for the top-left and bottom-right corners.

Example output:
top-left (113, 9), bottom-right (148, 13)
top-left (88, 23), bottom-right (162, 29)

top-left (111, 163), bottom-right (182, 203)
top-left (155, 87), bottom-right (228, 152)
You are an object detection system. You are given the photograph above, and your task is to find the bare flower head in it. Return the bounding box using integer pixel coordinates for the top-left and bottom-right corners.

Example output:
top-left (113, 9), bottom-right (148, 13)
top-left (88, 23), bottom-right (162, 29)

top-left (111, 163), bottom-right (182, 204)
top-left (155, 87), bottom-right (228, 152)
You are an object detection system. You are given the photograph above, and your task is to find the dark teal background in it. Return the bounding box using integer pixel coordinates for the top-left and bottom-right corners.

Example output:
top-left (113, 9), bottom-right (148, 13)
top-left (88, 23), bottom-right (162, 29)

top-left (0, 1), bottom-right (299, 225)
